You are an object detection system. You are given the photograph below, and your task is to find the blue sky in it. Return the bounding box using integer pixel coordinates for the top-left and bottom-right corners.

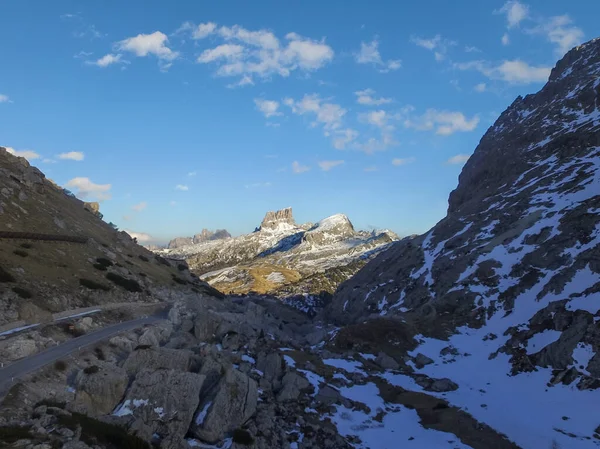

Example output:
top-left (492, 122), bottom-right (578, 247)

top-left (0, 1), bottom-right (596, 243)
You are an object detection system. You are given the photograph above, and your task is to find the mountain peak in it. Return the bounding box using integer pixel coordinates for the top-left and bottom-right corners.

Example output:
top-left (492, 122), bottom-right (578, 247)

top-left (259, 207), bottom-right (295, 231)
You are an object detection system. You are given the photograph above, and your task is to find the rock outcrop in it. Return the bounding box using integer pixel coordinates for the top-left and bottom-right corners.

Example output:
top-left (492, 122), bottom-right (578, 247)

top-left (74, 364), bottom-right (128, 415)
top-left (258, 207), bottom-right (295, 230)
top-left (190, 368), bottom-right (258, 443)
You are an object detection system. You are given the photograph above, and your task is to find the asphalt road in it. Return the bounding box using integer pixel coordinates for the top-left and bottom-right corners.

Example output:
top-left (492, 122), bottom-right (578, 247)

top-left (0, 315), bottom-right (162, 395)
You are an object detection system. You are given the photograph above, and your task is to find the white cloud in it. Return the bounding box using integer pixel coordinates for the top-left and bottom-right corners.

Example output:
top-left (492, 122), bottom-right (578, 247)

top-left (455, 59), bottom-right (550, 84)
top-left (197, 44), bottom-right (245, 63)
top-left (446, 154), bottom-right (471, 165)
top-left (58, 151), bottom-right (84, 161)
top-left (465, 46), bottom-right (481, 53)
top-left (74, 50), bottom-right (93, 59)
top-left (245, 182), bottom-right (272, 188)
top-left (227, 75), bottom-right (254, 88)
top-left (502, 33), bottom-right (510, 45)
top-left (474, 83), bottom-right (487, 92)
top-left (497, 1), bottom-right (529, 28)
top-left (193, 22), bottom-right (217, 39)
top-left (332, 128), bottom-right (359, 150)
top-left (292, 161), bottom-right (310, 174)
top-left (169, 201), bottom-right (177, 206)
top-left (355, 88), bottom-right (392, 106)
top-left (188, 171), bottom-right (197, 177)
top-left (175, 184), bottom-right (189, 191)
top-left (116, 31), bottom-right (179, 61)
top-left (0, 94), bottom-right (11, 103)
top-left (285, 94), bottom-right (346, 132)
top-left (392, 157), bottom-right (416, 166)
top-left (87, 53), bottom-right (126, 67)
top-left (42, 158), bottom-right (56, 164)
top-left (410, 34), bottom-right (456, 61)
top-left (125, 230), bottom-right (153, 243)
top-left (318, 160), bottom-right (344, 171)
top-left (197, 25), bottom-right (333, 84)
top-left (364, 166), bottom-right (378, 172)
top-left (132, 201), bottom-right (147, 212)
top-left (404, 109), bottom-right (479, 135)
top-left (355, 39), bottom-right (401, 72)
top-left (254, 98), bottom-right (282, 118)
top-left (65, 177), bottom-right (111, 201)
top-left (527, 15), bottom-right (584, 56)
top-left (5, 147), bottom-right (40, 160)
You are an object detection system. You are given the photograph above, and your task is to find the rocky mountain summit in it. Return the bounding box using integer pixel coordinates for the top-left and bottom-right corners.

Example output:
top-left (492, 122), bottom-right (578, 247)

top-left (328, 38), bottom-right (600, 447)
top-left (157, 208), bottom-right (398, 300)
top-left (168, 229), bottom-right (232, 249)
top-left (258, 207), bottom-right (296, 231)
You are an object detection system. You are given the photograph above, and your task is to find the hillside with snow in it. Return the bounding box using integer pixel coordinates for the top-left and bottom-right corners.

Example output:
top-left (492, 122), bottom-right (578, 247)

top-left (327, 38), bottom-right (600, 448)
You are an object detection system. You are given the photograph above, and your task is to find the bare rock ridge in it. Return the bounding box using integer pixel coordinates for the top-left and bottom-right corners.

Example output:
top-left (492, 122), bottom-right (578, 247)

top-left (167, 229), bottom-right (232, 249)
top-left (258, 207), bottom-right (295, 230)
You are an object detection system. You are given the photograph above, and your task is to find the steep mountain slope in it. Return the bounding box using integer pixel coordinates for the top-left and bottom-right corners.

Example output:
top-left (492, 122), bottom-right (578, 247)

top-left (0, 147), bottom-right (220, 328)
top-left (329, 39), bottom-right (600, 448)
top-left (157, 208), bottom-right (398, 296)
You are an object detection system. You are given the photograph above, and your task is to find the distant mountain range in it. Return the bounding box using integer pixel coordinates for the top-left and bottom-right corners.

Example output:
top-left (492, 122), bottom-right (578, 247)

top-left (155, 207), bottom-right (398, 301)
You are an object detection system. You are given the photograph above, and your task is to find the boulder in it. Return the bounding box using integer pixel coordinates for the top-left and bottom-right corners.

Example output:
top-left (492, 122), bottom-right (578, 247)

top-left (375, 352), bottom-right (400, 370)
top-left (194, 310), bottom-right (224, 341)
top-left (256, 352), bottom-right (284, 389)
top-left (414, 353), bottom-right (434, 368)
top-left (138, 321), bottom-right (173, 347)
top-left (115, 369), bottom-right (205, 442)
top-left (276, 372), bottom-right (310, 402)
top-left (314, 385), bottom-right (342, 405)
top-left (83, 202), bottom-right (100, 215)
top-left (109, 335), bottom-right (136, 353)
top-left (122, 347), bottom-right (192, 376)
top-left (74, 364), bottom-right (128, 415)
top-left (190, 368), bottom-right (258, 443)
top-left (74, 317), bottom-right (94, 334)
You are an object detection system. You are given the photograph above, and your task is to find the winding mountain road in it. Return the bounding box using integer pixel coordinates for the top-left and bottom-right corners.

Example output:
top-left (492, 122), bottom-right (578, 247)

top-left (0, 315), bottom-right (162, 395)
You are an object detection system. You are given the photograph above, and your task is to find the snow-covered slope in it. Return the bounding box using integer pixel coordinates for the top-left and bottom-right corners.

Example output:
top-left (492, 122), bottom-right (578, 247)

top-left (328, 38), bottom-right (600, 448)
top-left (156, 208), bottom-right (398, 297)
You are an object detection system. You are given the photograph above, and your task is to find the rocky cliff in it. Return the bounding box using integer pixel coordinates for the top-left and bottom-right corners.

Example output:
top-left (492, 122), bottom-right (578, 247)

top-left (258, 207), bottom-right (295, 231)
top-left (327, 38), bottom-right (600, 447)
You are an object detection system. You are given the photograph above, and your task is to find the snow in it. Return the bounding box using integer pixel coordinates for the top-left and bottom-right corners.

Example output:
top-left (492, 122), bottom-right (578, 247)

top-left (406, 318), bottom-right (600, 449)
top-left (330, 383), bottom-right (473, 449)
top-left (187, 438), bottom-right (232, 448)
top-left (572, 343), bottom-right (594, 376)
top-left (360, 353), bottom-right (376, 360)
top-left (113, 398), bottom-right (149, 417)
top-left (283, 355), bottom-right (296, 368)
top-left (297, 369), bottom-right (324, 395)
top-left (323, 358), bottom-right (365, 374)
top-left (241, 354), bottom-right (256, 364)
top-left (195, 401), bottom-right (212, 425)
top-left (265, 271), bottom-right (286, 283)
top-left (0, 323), bottom-right (39, 337)
top-left (311, 214), bottom-right (350, 232)
top-left (153, 407), bottom-right (165, 418)
top-left (526, 330), bottom-right (562, 354)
